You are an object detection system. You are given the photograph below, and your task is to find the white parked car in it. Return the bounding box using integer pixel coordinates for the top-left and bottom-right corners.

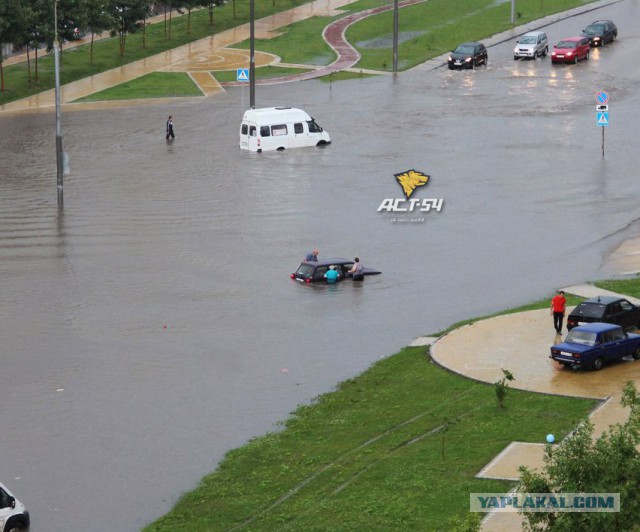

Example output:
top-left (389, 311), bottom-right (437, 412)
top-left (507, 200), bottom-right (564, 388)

top-left (513, 31), bottom-right (548, 59)
top-left (0, 483), bottom-right (29, 532)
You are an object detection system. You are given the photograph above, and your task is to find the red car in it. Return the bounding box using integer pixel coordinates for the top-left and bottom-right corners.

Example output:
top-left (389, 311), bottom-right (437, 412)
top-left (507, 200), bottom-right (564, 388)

top-left (551, 36), bottom-right (591, 64)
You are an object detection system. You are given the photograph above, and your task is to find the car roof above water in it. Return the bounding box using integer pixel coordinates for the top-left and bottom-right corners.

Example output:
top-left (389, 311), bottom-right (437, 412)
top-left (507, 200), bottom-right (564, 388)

top-left (302, 257), bottom-right (351, 267)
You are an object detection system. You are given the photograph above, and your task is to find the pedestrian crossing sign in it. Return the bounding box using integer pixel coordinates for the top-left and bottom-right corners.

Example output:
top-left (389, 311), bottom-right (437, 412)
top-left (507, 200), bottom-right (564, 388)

top-left (237, 68), bottom-right (250, 82)
top-left (597, 111), bottom-right (609, 127)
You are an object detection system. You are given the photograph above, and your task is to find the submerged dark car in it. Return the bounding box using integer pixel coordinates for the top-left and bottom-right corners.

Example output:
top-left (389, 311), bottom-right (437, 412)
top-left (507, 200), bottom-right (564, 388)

top-left (582, 20), bottom-right (617, 46)
top-left (291, 258), bottom-right (381, 284)
top-left (447, 41), bottom-right (488, 69)
top-left (550, 322), bottom-right (640, 370)
top-left (567, 296), bottom-right (640, 331)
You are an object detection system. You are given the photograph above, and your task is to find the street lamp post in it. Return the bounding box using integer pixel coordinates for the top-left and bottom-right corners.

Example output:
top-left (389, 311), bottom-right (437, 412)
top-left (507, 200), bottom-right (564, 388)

top-left (392, 0), bottom-right (398, 72)
top-left (54, 0), bottom-right (63, 205)
top-left (249, 0), bottom-right (255, 109)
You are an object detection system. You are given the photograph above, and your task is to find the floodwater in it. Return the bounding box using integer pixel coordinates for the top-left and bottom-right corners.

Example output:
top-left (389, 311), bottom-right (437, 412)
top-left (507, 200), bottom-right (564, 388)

top-left (2, 1), bottom-right (640, 530)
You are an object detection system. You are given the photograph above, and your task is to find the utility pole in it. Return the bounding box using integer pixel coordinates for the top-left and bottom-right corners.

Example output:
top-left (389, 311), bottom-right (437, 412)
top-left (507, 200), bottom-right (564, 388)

top-left (392, 0), bottom-right (398, 72)
top-left (249, 0), bottom-right (255, 109)
top-left (54, 0), bottom-right (64, 205)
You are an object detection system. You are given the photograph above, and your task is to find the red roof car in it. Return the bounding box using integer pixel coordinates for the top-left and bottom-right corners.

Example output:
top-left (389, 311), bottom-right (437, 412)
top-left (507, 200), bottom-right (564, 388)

top-left (551, 36), bottom-right (590, 64)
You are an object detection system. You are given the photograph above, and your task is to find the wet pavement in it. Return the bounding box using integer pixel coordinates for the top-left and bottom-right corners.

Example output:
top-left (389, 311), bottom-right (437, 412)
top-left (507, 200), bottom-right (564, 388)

top-left (2, 0), bottom-right (640, 530)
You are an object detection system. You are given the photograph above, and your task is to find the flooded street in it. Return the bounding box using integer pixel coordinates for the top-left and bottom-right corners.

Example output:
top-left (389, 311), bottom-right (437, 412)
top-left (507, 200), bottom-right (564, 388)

top-left (2, 1), bottom-right (640, 530)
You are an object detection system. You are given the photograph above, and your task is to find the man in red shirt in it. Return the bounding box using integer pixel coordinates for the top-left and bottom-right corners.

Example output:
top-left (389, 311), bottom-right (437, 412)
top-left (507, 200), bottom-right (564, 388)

top-left (550, 290), bottom-right (567, 334)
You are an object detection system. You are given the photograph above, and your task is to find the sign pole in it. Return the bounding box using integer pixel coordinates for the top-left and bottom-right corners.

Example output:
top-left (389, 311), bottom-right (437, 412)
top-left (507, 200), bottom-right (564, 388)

top-left (595, 90), bottom-right (609, 159)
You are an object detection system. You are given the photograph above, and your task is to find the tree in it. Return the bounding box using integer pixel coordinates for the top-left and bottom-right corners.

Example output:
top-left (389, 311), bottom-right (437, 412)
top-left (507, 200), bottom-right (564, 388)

top-left (519, 381), bottom-right (640, 530)
top-left (86, 0), bottom-right (115, 62)
top-left (0, 3), bottom-right (11, 91)
top-left (494, 368), bottom-right (514, 409)
top-left (109, 0), bottom-right (150, 56)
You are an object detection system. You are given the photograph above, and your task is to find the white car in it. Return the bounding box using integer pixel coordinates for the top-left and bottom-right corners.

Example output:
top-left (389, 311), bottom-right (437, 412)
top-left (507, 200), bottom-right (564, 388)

top-left (514, 31), bottom-right (548, 59)
top-left (0, 483), bottom-right (29, 532)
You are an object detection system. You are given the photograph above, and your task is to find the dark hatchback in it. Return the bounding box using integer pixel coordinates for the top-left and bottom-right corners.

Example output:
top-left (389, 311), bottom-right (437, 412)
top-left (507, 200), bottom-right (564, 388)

top-left (447, 42), bottom-right (488, 69)
top-left (582, 20), bottom-right (618, 46)
top-left (567, 296), bottom-right (640, 331)
top-left (291, 258), bottom-right (381, 284)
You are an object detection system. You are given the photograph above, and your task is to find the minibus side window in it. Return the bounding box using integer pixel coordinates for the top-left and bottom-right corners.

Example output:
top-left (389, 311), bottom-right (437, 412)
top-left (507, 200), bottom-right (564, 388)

top-left (294, 123), bottom-right (304, 134)
top-left (307, 121), bottom-right (322, 133)
top-left (271, 124), bottom-right (288, 136)
top-left (260, 126), bottom-right (271, 137)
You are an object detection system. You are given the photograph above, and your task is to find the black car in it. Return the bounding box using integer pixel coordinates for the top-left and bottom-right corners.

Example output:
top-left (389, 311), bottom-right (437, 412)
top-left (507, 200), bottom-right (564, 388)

top-left (582, 20), bottom-right (617, 46)
top-left (291, 258), bottom-right (381, 284)
top-left (448, 42), bottom-right (488, 69)
top-left (567, 296), bottom-right (640, 331)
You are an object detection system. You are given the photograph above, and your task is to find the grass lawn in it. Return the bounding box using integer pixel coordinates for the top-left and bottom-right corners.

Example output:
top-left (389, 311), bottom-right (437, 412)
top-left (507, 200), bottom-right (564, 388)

top-left (0, 0), bottom-right (309, 106)
top-left (144, 345), bottom-right (595, 531)
top-left (143, 281), bottom-right (632, 530)
top-left (233, 0), bottom-right (598, 72)
top-left (2, 0), bottom-right (597, 104)
top-left (74, 72), bottom-right (203, 102)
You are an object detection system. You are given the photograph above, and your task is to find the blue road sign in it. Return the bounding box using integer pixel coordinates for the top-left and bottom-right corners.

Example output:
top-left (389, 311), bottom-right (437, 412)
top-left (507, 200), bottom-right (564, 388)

top-left (597, 111), bottom-right (609, 127)
top-left (596, 90), bottom-right (609, 105)
top-left (237, 68), bottom-right (250, 82)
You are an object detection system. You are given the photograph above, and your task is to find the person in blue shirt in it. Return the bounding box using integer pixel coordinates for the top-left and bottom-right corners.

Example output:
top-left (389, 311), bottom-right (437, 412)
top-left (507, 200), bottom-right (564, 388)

top-left (305, 249), bottom-right (319, 262)
top-left (324, 265), bottom-right (339, 284)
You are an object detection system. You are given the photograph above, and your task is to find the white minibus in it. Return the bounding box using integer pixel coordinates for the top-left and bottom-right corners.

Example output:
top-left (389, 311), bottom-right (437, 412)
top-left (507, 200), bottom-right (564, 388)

top-left (239, 107), bottom-right (331, 152)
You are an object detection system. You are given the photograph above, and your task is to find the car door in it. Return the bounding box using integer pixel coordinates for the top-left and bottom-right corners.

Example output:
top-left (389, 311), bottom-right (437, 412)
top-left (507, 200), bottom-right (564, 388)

top-left (581, 37), bottom-right (590, 58)
top-left (604, 301), bottom-right (623, 326)
top-left (610, 327), bottom-right (631, 358)
top-left (478, 44), bottom-right (487, 65)
top-left (619, 300), bottom-right (638, 330)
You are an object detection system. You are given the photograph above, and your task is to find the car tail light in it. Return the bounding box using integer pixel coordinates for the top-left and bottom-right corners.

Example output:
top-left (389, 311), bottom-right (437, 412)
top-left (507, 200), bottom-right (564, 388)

top-left (551, 349), bottom-right (559, 356)
top-left (290, 274), bottom-right (295, 279)
top-left (572, 353), bottom-right (581, 359)
top-left (257, 138), bottom-right (261, 147)
top-left (305, 278), bottom-right (311, 284)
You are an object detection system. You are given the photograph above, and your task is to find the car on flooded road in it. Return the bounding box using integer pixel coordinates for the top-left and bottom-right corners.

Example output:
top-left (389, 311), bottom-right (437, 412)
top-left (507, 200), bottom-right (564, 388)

top-left (550, 322), bottom-right (640, 370)
top-left (582, 20), bottom-right (618, 46)
top-left (513, 31), bottom-right (548, 60)
top-left (291, 258), bottom-right (381, 284)
top-left (551, 36), bottom-right (590, 64)
top-left (447, 42), bottom-right (488, 69)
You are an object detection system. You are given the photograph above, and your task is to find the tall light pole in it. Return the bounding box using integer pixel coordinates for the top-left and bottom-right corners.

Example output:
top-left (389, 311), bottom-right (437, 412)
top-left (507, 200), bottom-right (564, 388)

top-left (54, 0), bottom-right (64, 205)
top-left (392, 0), bottom-right (398, 72)
top-left (249, 0), bottom-right (255, 109)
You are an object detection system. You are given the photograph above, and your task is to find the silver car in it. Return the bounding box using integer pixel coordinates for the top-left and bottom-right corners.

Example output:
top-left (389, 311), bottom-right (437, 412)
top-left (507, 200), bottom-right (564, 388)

top-left (513, 31), bottom-right (548, 60)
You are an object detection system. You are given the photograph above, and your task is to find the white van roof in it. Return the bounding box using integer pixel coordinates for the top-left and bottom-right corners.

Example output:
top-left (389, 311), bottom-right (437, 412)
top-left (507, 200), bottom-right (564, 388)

top-left (242, 107), bottom-right (313, 124)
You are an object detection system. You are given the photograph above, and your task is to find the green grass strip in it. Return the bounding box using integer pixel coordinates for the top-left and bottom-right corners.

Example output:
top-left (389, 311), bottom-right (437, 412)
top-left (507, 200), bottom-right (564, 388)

top-left (74, 72), bottom-right (202, 102)
top-left (144, 345), bottom-right (594, 531)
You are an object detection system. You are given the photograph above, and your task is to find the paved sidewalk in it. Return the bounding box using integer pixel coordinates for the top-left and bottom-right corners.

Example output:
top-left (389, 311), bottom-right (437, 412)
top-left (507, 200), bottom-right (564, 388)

top-left (428, 282), bottom-right (640, 531)
top-left (0, 0), bottom-right (360, 114)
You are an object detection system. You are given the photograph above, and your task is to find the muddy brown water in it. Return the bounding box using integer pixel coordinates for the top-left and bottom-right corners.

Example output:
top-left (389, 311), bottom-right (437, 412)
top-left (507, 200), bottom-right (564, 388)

top-left (2, 2), bottom-right (640, 530)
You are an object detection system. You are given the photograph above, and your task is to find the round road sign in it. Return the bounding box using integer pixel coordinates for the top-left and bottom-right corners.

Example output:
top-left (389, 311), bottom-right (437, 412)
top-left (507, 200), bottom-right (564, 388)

top-left (596, 90), bottom-right (609, 105)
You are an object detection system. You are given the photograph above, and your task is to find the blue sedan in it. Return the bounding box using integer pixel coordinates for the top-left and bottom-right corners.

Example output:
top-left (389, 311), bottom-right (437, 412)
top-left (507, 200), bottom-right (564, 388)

top-left (550, 322), bottom-right (640, 370)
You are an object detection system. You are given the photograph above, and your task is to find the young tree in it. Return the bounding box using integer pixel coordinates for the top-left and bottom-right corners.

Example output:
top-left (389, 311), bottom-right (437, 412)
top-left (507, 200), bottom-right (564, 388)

top-left (109, 0), bottom-right (151, 56)
top-left (86, 0), bottom-right (115, 63)
top-left (519, 381), bottom-right (640, 530)
top-left (0, 4), bottom-right (10, 91)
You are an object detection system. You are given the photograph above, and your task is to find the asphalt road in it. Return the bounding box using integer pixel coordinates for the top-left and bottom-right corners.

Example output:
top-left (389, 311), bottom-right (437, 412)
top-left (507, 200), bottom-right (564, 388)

top-left (1, 0), bottom-right (640, 530)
